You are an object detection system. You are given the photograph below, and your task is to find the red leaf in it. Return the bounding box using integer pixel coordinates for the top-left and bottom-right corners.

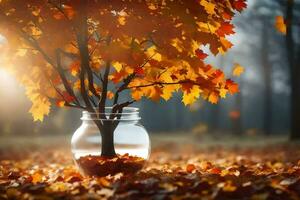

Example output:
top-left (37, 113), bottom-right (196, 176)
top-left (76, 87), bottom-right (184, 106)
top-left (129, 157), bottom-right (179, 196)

top-left (195, 49), bottom-right (208, 60)
top-left (216, 22), bottom-right (235, 37)
top-left (186, 164), bottom-right (196, 173)
top-left (62, 92), bottom-right (75, 103)
top-left (134, 67), bottom-right (144, 75)
top-left (233, 0), bottom-right (247, 12)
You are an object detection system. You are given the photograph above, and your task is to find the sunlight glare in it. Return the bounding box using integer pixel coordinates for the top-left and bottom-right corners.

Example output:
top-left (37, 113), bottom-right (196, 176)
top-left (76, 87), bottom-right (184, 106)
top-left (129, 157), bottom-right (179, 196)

top-left (0, 68), bottom-right (19, 98)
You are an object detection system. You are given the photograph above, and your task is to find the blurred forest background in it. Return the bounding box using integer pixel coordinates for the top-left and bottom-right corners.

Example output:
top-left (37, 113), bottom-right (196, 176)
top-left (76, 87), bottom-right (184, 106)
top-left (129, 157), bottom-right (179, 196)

top-left (0, 0), bottom-right (299, 140)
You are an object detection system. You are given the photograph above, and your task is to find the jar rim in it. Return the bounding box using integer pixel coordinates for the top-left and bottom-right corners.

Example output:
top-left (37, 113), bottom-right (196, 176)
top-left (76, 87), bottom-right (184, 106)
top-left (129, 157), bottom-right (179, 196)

top-left (82, 107), bottom-right (139, 114)
top-left (81, 107), bottom-right (140, 121)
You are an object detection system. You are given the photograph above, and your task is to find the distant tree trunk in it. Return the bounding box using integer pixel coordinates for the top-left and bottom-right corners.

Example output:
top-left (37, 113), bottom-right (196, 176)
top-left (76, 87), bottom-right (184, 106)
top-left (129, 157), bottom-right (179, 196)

top-left (261, 19), bottom-right (272, 136)
top-left (233, 86), bottom-right (243, 136)
top-left (175, 96), bottom-right (184, 130)
top-left (210, 56), bottom-right (224, 133)
top-left (285, 0), bottom-right (300, 140)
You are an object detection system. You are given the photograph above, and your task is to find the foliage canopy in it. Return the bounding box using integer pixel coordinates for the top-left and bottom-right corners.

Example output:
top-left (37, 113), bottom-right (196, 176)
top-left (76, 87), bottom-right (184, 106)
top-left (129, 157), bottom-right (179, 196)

top-left (0, 0), bottom-right (246, 121)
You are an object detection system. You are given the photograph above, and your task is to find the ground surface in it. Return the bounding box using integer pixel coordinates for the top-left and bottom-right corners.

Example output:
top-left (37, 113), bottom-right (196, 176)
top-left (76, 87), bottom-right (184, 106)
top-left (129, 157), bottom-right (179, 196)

top-left (1, 134), bottom-right (300, 200)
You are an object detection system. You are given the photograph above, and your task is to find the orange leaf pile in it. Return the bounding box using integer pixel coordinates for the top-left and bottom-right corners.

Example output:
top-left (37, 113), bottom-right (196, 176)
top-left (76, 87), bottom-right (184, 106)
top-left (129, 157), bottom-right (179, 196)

top-left (1, 142), bottom-right (300, 199)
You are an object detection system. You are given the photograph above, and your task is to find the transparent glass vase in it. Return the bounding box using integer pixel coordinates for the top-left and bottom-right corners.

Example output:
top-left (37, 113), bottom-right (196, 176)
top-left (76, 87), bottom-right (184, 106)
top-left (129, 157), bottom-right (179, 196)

top-left (71, 107), bottom-right (150, 177)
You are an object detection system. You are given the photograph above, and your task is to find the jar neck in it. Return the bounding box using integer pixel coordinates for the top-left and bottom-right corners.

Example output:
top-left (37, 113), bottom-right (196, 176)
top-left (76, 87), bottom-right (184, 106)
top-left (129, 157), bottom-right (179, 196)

top-left (80, 107), bottom-right (140, 123)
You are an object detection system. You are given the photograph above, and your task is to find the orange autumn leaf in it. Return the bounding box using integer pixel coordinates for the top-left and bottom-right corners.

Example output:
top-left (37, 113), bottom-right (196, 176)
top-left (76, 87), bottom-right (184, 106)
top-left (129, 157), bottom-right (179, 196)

top-left (186, 164), bottom-right (196, 173)
top-left (275, 16), bottom-right (286, 35)
top-left (216, 22), bottom-right (235, 37)
top-left (107, 91), bottom-right (114, 99)
top-left (70, 61), bottom-right (80, 76)
top-left (229, 110), bottom-right (240, 119)
top-left (56, 100), bottom-right (65, 108)
top-left (226, 79), bottom-right (239, 95)
top-left (208, 92), bottom-right (219, 104)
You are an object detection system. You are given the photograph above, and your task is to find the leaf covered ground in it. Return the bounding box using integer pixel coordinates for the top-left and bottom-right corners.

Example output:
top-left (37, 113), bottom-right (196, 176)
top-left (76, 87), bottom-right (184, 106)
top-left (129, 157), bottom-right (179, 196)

top-left (1, 136), bottom-right (300, 200)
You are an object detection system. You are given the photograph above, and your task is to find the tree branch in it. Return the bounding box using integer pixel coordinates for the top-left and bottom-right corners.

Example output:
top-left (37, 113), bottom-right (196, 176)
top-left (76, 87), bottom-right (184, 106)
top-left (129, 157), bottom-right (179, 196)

top-left (55, 49), bottom-right (81, 105)
top-left (75, 0), bottom-right (100, 100)
top-left (98, 61), bottom-right (110, 119)
top-left (112, 52), bottom-right (158, 106)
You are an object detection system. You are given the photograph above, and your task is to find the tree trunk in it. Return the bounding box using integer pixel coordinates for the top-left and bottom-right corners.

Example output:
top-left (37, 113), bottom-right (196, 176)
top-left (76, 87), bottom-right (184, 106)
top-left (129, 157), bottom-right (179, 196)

top-left (233, 91), bottom-right (243, 136)
top-left (95, 121), bottom-right (117, 157)
top-left (285, 0), bottom-right (300, 140)
top-left (261, 19), bottom-right (272, 136)
top-left (210, 56), bottom-right (224, 133)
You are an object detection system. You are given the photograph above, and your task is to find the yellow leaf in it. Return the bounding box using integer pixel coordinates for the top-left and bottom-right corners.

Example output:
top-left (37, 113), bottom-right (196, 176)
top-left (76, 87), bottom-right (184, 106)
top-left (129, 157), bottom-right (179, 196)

top-left (146, 46), bottom-right (162, 61)
top-left (171, 38), bottom-right (183, 53)
top-left (219, 89), bottom-right (227, 98)
top-left (161, 85), bottom-right (177, 101)
top-left (118, 16), bottom-right (126, 25)
top-left (182, 86), bottom-right (201, 105)
top-left (112, 62), bottom-right (123, 72)
top-left (200, 0), bottom-right (216, 15)
top-left (29, 96), bottom-right (51, 122)
top-left (275, 16), bottom-right (286, 35)
top-left (232, 63), bottom-right (244, 77)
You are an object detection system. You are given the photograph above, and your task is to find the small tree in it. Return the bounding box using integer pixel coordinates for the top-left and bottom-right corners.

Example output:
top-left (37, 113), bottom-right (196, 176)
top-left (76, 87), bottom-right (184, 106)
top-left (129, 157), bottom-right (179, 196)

top-left (0, 0), bottom-right (246, 157)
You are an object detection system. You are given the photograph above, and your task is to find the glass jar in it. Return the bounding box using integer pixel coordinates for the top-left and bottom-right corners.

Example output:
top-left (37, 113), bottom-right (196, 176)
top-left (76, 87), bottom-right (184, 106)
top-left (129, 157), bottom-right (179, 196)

top-left (71, 107), bottom-right (150, 177)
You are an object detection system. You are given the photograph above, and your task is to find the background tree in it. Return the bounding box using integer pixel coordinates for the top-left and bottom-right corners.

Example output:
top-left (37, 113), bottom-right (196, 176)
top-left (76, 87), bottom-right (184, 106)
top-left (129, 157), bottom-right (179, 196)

top-left (284, 0), bottom-right (300, 140)
top-left (275, 0), bottom-right (300, 139)
top-left (0, 0), bottom-right (246, 157)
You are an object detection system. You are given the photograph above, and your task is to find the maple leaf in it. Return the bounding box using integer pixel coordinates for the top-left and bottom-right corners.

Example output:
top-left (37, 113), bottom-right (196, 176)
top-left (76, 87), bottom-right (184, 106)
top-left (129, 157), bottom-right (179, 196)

top-left (226, 79), bottom-right (239, 95)
top-left (134, 67), bottom-right (145, 76)
top-left (182, 86), bottom-right (201, 105)
top-left (112, 62), bottom-right (123, 72)
top-left (216, 22), bottom-right (235, 37)
top-left (56, 100), bottom-right (65, 108)
top-left (131, 88), bottom-right (143, 101)
top-left (29, 96), bottom-right (51, 122)
top-left (150, 86), bottom-right (163, 101)
top-left (208, 92), bottom-right (219, 104)
top-left (200, 0), bottom-right (215, 15)
top-left (107, 91), bottom-right (114, 99)
top-left (62, 91), bottom-right (75, 103)
top-left (70, 61), bottom-right (80, 76)
top-left (110, 70), bottom-right (128, 84)
top-left (220, 38), bottom-right (233, 52)
top-left (232, 63), bottom-right (245, 77)
top-left (195, 49), bottom-right (208, 60)
top-left (233, 0), bottom-right (247, 12)
top-left (219, 88), bottom-right (228, 98)
top-left (275, 16), bottom-right (286, 35)
top-left (161, 85), bottom-right (178, 101)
